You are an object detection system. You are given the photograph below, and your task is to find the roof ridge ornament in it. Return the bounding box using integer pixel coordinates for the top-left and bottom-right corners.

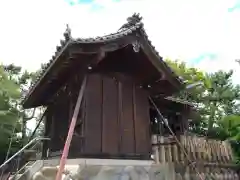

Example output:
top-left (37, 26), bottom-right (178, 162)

top-left (119, 13), bottom-right (143, 30)
top-left (127, 13), bottom-right (143, 24)
top-left (64, 24), bottom-right (72, 41)
top-left (132, 40), bottom-right (140, 53)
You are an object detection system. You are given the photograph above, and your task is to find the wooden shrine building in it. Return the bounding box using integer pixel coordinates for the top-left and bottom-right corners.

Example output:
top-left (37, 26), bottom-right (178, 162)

top-left (22, 14), bottom-right (192, 160)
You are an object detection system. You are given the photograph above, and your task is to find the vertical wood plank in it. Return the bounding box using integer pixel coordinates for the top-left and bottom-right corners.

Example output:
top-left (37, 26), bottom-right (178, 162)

top-left (222, 141), bottom-right (229, 162)
top-left (134, 86), bottom-right (151, 155)
top-left (84, 74), bottom-right (103, 154)
top-left (120, 80), bottom-right (135, 154)
top-left (215, 140), bottom-right (220, 162)
top-left (173, 143), bottom-right (178, 162)
top-left (202, 138), bottom-right (208, 161)
top-left (80, 98), bottom-right (86, 151)
top-left (49, 106), bottom-right (56, 152)
top-left (132, 85), bottom-right (137, 154)
top-left (219, 143), bottom-right (226, 163)
top-left (102, 76), bottom-right (119, 154)
top-left (179, 136), bottom-right (185, 162)
top-left (51, 106), bottom-right (58, 152)
top-left (51, 92), bottom-right (70, 152)
top-left (186, 136), bottom-right (191, 161)
top-left (184, 166), bottom-right (190, 180)
top-left (192, 136), bottom-right (197, 161)
top-left (60, 92), bottom-right (70, 144)
top-left (168, 144), bottom-right (172, 162)
top-left (209, 139), bottom-right (216, 162)
top-left (42, 108), bottom-right (52, 158)
top-left (226, 141), bottom-right (234, 161)
top-left (118, 82), bottom-right (123, 154)
top-left (165, 144), bottom-right (169, 162)
top-left (151, 135), bottom-right (159, 163)
top-left (159, 136), bottom-right (165, 163)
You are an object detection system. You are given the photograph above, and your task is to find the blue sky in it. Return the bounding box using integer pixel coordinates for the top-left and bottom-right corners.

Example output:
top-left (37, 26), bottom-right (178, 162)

top-left (0, 0), bottom-right (240, 84)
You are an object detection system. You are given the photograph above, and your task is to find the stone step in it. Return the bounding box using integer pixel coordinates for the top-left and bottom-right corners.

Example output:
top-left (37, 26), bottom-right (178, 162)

top-left (8, 173), bottom-right (23, 180)
top-left (16, 161), bottom-right (35, 174)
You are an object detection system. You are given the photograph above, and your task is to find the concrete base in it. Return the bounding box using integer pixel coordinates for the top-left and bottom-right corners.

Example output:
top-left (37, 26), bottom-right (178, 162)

top-left (29, 158), bottom-right (173, 180)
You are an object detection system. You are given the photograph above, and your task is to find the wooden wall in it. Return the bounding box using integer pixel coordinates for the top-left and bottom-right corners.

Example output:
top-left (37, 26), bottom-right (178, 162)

top-left (43, 87), bottom-right (71, 155)
top-left (82, 73), bottom-right (151, 158)
top-left (43, 73), bottom-right (151, 159)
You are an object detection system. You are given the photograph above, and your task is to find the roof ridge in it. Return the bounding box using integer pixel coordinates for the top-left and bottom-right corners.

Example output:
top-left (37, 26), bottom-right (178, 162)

top-left (72, 22), bottom-right (143, 43)
top-left (58, 13), bottom-right (143, 43)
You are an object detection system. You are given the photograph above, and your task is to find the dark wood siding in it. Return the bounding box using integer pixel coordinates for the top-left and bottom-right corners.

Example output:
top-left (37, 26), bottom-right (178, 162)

top-left (134, 85), bottom-right (151, 154)
top-left (42, 108), bottom-right (52, 158)
top-left (120, 80), bottom-right (135, 153)
top-left (48, 89), bottom-right (70, 152)
top-left (44, 72), bottom-right (151, 159)
top-left (102, 76), bottom-right (119, 154)
top-left (83, 73), bottom-right (151, 158)
top-left (84, 74), bottom-right (103, 153)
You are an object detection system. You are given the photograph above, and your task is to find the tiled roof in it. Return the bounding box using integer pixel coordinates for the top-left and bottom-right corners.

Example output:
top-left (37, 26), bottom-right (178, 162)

top-left (164, 96), bottom-right (195, 106)
top-left (21, 13), bottom-right (183, 105)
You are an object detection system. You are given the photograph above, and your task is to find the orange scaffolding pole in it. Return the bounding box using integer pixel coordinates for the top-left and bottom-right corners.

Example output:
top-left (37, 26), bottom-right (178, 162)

top-left (55, 76), bottom-right (87, 180)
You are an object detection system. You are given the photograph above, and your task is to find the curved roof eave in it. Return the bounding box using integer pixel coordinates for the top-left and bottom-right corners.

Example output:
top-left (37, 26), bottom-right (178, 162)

top-left (21, 13), bottom-right (184, 108)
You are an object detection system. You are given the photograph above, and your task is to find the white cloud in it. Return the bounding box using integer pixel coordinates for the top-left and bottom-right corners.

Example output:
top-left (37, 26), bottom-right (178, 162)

top-left (0, 0), bottom-right (240, 83)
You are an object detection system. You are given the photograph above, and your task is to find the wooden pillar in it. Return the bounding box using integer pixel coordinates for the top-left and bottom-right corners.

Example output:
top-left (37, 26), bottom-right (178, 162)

top-left (41, 106), bottom-right (53, 158)
top-left (157, 113), bottom-right (164, 135)
top-left (48, 105), bottom-right (56, 153)
top-left (181, 108), bottom-right (190, 134)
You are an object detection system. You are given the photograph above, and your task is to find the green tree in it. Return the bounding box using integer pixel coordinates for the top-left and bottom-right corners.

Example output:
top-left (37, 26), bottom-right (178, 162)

top-left (218, 115), bottom-right (240, 164)
top-left (0, 63), bottom-right (41, 157)
top-left (166, 59), bottom-right (240, 163)
top-left (3, 64), bottom-right (38, 143)
top-left (166, 59), bottom-right (209, 134)
top-left (166, 59), bottom-right (240, 135)
top-left (0, 65), bottom-right (21, 155)
top-left (204, 70), bottom-right (240, 137)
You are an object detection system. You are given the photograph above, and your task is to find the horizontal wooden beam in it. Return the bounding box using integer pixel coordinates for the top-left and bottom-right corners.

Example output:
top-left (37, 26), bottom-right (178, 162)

top-left (68, 35), bottom-right (135, 55)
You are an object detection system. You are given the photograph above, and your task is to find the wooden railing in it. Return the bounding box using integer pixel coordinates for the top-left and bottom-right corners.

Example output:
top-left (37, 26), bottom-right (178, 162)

top-left (151, 134), bottom-right (239, 179)
top-left (151, 134), bottom-right (234, 164)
